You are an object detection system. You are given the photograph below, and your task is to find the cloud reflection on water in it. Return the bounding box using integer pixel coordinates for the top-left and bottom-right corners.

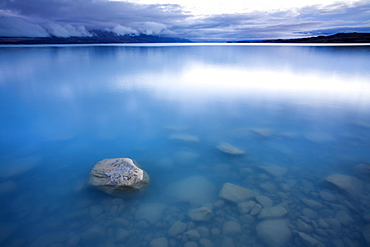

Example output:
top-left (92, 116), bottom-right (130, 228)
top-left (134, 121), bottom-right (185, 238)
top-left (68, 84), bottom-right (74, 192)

top-left (113, 59), bottom-right (370, 112)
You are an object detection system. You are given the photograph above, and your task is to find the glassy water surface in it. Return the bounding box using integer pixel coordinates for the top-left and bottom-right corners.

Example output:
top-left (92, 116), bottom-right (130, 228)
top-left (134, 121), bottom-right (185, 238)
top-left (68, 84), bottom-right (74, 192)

top-left (1, 44), bottom-right (370, 247)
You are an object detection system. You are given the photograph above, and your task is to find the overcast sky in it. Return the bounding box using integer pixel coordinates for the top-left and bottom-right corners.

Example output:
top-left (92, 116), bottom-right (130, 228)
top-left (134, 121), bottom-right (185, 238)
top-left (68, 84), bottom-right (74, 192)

top-left (0, 0), bottom-right (369, 41)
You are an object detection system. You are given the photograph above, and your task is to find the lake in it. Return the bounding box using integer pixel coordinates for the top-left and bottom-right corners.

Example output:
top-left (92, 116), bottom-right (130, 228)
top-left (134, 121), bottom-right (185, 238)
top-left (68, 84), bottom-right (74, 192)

top-left (0, 44), bottom-right (370, 247)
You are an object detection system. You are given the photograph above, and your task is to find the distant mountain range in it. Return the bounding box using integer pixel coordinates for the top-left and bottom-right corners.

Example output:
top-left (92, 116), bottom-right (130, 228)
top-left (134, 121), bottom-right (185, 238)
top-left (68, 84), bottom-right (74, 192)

top-left (1, 32), bottom-right (370, 45)
top-left (0, 30), bottom-right (191, 44)
top-left (235, 33), bottom-right (370, 43)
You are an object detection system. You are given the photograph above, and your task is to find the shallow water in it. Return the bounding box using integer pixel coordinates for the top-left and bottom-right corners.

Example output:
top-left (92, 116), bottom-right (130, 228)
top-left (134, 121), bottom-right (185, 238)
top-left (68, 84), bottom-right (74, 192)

top-left (1, 44), bottom-right (370, 247)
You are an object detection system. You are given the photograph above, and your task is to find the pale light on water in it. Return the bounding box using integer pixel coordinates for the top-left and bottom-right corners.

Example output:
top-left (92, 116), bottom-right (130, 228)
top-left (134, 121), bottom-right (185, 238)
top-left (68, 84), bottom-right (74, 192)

top-left (0, 44), bottom-right (370, 247)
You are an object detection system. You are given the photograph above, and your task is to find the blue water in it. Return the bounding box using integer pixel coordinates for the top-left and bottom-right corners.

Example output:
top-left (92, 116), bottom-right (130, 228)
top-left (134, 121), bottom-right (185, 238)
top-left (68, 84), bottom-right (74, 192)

top-left (1, 44), bottom-right (370, 247)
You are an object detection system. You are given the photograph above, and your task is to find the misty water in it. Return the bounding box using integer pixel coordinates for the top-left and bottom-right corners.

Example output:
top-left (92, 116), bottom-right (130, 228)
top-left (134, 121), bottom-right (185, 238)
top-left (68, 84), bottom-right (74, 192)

top-left (1, 44), bottom-right (370, 247)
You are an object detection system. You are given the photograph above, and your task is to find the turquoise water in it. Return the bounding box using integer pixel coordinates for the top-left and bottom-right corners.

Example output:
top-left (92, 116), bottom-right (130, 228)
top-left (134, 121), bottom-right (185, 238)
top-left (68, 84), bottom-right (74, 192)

top-left (0, 44), bottom-right (370, 247)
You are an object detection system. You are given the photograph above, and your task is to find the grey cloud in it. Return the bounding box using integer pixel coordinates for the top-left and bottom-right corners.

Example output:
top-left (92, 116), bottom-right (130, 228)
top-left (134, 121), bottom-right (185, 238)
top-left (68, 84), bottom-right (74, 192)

top-left (0, 15), bottom-right (49, 37)
top-left (0, 0), bottom-right (369, 40)
top-left (0, 0), bottom-right (187, 37)
top-left (46, 23), bottom-right (91, 37)
top-left (111, 25), bottom-right (138, 36)
top-left (170, 0), bottom-right (370, 41)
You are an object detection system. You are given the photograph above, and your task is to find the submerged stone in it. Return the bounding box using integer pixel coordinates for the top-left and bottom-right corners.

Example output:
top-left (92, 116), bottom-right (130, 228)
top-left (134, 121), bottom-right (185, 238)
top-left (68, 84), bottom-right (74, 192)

top-left (319, 190), bottom-right (337, 202)
top-left (135, 203), bottom-right (166, 225)
top-left (169, 134), bottom-right (199, 142)
top-left (166, 175), bottom-right (217, 206)
top-left (219, 183), bottom-right (254, 203)
top-left (256, 195), bottom-right (274, 207)
top-left (168, 221), bottom-right (187, 237)
top-left (222, 221), bottom-right (242, 236)
top-left (257, 166), bottom-right (287, 177)
top-left (304, 132), bottom-right (334, 142)
top-left (185, 230), bottom-right (201, 241)
top-left (256, 219), bottom-right (292, 247)
top-left (354, 164), bottom-right (370, 178)
top-left (298, 232), bottom-right (322, 246)
top-left (216, 142), bottom-right (245, 155)
top-left (258, 205), bottom-right (288, 219)
top-left (363, 224), bottom-right (370, 246)
top-left (250, 128), bottom-right (274, 137)
top-left (237, 201), bottom-right (256, 214)
top-left (188, 207), bottom-right (214, 222)
top-left (89, 158), bottom-right (149, 197)
top-left (150, 237), bottom-right (168, 247)
top-left (321, 174), bottom-right (364, 200)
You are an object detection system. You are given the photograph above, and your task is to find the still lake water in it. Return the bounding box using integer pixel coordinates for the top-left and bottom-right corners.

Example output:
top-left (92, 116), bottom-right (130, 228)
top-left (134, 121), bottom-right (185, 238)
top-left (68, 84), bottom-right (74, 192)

top-left (1, 44), bottom-right (370, 247)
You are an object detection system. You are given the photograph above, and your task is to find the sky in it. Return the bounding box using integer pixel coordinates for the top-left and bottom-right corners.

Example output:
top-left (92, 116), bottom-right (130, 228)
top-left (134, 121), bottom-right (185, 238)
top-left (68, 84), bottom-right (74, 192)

top-left (0, 0), bottom-right (369, 41)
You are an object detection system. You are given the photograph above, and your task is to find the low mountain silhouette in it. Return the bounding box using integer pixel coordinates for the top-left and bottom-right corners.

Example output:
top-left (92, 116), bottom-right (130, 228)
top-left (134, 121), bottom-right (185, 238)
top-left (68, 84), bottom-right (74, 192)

top-left (0, 30), bottom-right (191, 44)
top-left (235, 33), bottom-right (370, 43)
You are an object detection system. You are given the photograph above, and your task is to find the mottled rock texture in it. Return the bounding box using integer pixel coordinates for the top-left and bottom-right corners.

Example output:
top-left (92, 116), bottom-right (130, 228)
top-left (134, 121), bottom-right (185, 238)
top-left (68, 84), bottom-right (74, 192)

top-left (89, 158), bottom-right (149, 197)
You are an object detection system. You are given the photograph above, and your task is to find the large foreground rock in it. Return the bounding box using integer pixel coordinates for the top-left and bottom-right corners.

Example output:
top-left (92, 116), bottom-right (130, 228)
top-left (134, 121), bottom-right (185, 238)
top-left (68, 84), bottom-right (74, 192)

top-left (256, 219), bottom-right (292, 247)
top-left (321, 174), bottom-right (363, 200)
top-left (89, 158), bottom-right (149, 197)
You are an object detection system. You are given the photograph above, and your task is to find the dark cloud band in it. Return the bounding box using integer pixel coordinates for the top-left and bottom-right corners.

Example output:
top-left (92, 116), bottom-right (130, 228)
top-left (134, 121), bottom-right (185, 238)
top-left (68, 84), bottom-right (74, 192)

top-left (0, 0), bottom-right (369, 40)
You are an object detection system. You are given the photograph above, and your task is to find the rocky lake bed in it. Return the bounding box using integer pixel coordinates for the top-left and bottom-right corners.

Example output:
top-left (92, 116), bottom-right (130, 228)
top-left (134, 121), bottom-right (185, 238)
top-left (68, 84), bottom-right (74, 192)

top-left (1, 44), bottom-right (370, 247)
top-left (1, 126), bottom-right (370, 247)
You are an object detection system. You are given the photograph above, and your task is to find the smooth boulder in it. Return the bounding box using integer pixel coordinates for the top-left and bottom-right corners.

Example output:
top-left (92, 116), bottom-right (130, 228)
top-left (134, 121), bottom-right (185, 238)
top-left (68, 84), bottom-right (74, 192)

top-left (89, 158), bottom-right (149, 197)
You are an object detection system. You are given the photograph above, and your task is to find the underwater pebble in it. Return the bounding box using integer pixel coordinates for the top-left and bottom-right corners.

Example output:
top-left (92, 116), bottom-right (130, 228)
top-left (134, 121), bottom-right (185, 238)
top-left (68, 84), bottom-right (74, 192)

top-left (298, 232), bottom-right (323, 247)
top-left (222, 221), bottom-right (242, 236)
top-left (195, 226), bottom-right (209, 238)
top-left (256, 195), bottom-right (273, 207)
top-left (249, 204), bottom-right (262, 216)
top-left (89, 205), bottom-right (103, 219)
top-left (237, 201), bottom-right (255, 214)
top-left (297, 219), bottom-right (312, 233)
top-left (168, 221), bottom-right (187, 237)
top-left (335, 210), bottom-right (354, 226)
top-left (259, 182), bottom-right (278, 193)
top-left (258, 205), bottom-right (288, 219)
top-left (115, 228), bottom-right (130, 242)
top-left (188, 207), bottom-right (214, 222)
top-left (0, 180), bottom-right (17, 196)
top-left (301, 208), bottom-right (317, 219)
top-left (240, 214), bottom-right (255, 224)
top-left (216, 142), bottom-right (245, 155)
top-left (184, 230), bottom-right (201, 241)
top-left (199, 238), bottom-right (213, 247)
top-left (184, 241), bottom-right (198, 247)
top-left (150, 237), bottom-right (168, 247)
top-left (319, 191), bottom-right (337, 202)
top-left (210, 228), bottom-right (221, 236)
top-left (220, 237), bottom-right (235, 247)
top-left (169, 134), bottom-right (199, 142)
top-left (256, 219), bottom-right (292, 247)
top-left (317, 219), bottom-right (329, 228)
top-left (219, 183), bottom-right (254, 204)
